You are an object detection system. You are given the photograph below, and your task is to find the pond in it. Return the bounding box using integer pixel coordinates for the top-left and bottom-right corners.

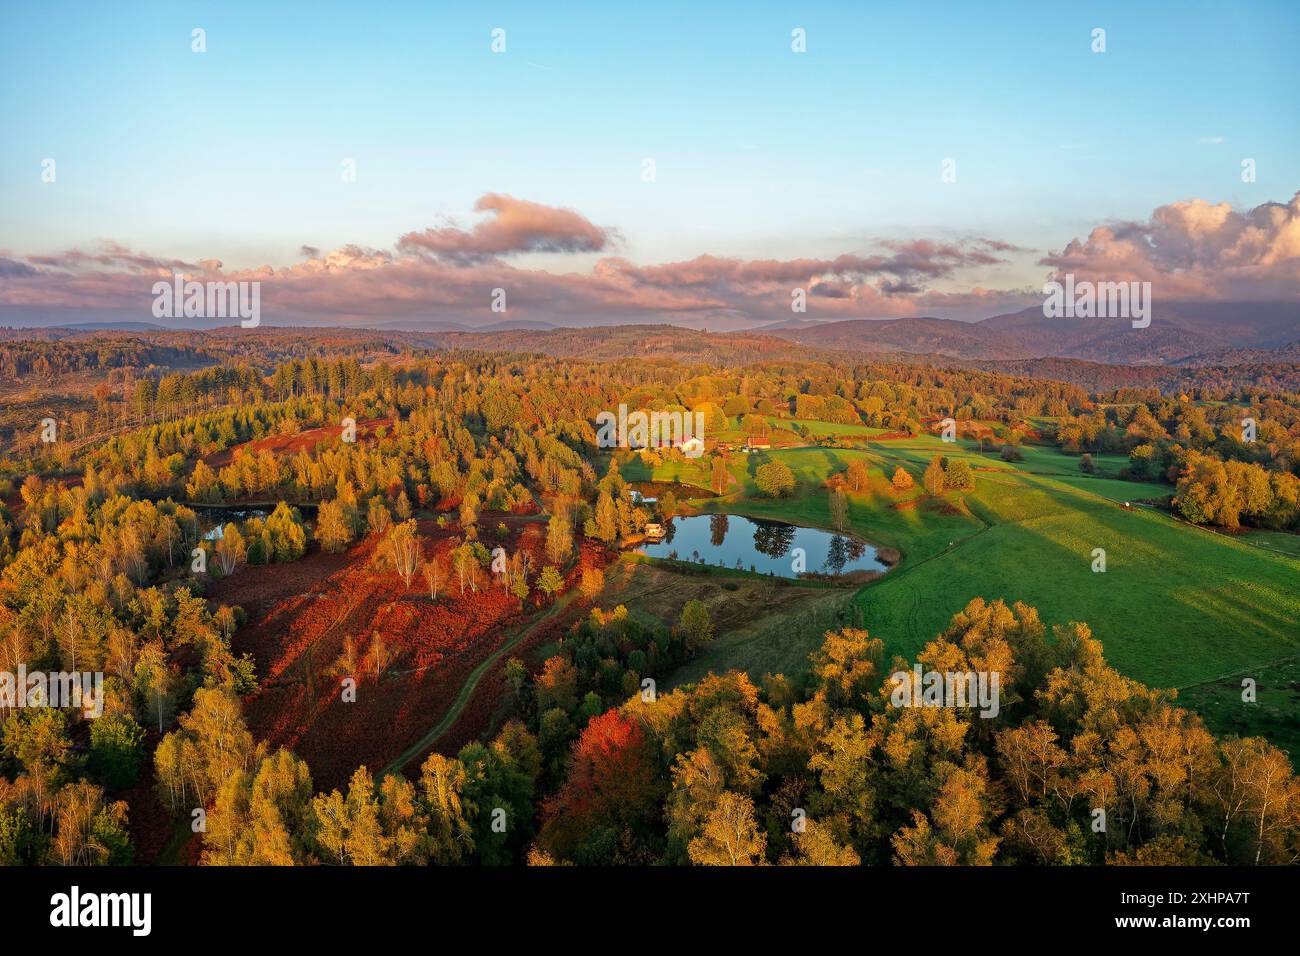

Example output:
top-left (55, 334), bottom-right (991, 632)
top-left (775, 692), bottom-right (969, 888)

top-left (194, 503), bottom-right (317, 540)
top-left (633, 514), bottom-right (889, 578)
top-left (200, 507), bottom-right (272, 540)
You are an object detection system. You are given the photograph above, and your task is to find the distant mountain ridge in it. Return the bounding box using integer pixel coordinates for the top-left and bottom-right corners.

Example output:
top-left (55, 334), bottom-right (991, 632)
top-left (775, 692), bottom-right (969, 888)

top-left (52, 320), bottom-right (170, 332)
top-left (5, 300), bottom-right (1294, 368)
top-left (761, 301), bottom-right (1298, 365)
top-left (5, 322), bottom-right (1296, 392)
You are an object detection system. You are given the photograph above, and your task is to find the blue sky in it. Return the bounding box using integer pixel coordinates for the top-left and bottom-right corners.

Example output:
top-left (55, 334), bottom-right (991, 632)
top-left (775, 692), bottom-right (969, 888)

top-left (1, 0), bottom-right (1297, 323)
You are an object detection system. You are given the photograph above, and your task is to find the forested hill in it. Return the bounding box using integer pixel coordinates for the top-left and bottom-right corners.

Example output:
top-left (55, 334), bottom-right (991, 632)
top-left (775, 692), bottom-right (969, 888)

top-left (2, 324), bottom-right (1296, 396)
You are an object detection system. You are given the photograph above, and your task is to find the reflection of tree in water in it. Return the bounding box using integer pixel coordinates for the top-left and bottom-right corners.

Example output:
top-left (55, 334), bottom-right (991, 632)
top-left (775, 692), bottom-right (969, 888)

top-left (819, 535), bottom-right (866, 574)
top-left (752, 519), bottom-right (796, 558)
top-left (710, 513), bottom-right (729, 548)
top-left (662, 518), bottom-right (677, 545)
top-left (823, 534), bottom-right (849, 573)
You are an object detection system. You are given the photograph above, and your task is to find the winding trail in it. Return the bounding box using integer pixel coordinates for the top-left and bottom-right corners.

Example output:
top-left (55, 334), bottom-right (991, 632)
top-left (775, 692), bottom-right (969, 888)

top-left (379, 589), bottom-right (578, 780)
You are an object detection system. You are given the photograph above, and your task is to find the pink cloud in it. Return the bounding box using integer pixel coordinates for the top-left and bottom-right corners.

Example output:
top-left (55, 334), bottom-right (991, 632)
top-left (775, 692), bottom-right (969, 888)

top-left (1040, 191), bottom-right (1300, 300)
top-left (396, 193), bottom-right (614, 261)
top-left (2, 192), bottom-right (1295, 328)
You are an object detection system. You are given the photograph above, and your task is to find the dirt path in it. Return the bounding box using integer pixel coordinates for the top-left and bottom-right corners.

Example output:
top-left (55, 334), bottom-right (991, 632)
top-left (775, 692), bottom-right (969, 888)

top-left (378, 590), bottom-right (578, 780)
top-left (154, 819), bottom-right (193, 867)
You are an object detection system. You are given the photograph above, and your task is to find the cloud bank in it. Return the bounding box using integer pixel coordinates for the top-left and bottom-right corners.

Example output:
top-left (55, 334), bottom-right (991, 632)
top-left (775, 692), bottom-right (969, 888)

top-left (2, 192), bottom-right (1296, 329)
top-left (1040, 192), bottom-right (1300, 301)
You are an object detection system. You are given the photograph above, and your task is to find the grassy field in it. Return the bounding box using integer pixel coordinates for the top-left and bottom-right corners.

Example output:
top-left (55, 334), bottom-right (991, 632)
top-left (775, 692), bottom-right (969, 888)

top-left (1224, 529), bottom-right (1300, 559)
top-left (705, 417), bottom-right (887, 445)
top-left (620, 454), bottom-right (712, 489)
top-left (1176, 656), bottom-right (1300, 760)
top-left (591, 557), bottom-right (856, 691)
top-left (783, 418), bottom-right (890, 438)
top-left (624, 434), bottom-right (1300, 756)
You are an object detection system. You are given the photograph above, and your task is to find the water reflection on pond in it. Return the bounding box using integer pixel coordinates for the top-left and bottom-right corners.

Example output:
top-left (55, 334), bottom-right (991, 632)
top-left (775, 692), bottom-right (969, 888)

top-left (200, 507), bottom-right (272, 540)
top-left (634, 514), bottom-right (888, 578)
top-left (196, 504), bottom-right (321, 540)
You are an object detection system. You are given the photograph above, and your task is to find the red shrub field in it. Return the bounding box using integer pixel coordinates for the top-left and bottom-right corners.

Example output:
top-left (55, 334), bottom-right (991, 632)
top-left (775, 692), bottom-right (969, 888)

top-left (429, 539), bottom-right (608, 761)
top-left (202, 417), bottom-right (393, 470)
top-left (120, 732), bottom-right (181, 865)
top-left (209, 515), bottom-right (554, 790)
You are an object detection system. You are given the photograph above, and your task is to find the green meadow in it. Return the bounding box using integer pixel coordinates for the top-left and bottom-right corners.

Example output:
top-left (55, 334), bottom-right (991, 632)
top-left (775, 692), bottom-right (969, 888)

top-left (624, 433), bottom-right (1300, 750)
